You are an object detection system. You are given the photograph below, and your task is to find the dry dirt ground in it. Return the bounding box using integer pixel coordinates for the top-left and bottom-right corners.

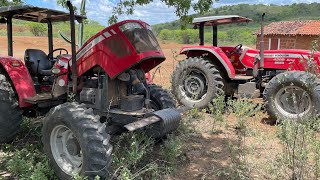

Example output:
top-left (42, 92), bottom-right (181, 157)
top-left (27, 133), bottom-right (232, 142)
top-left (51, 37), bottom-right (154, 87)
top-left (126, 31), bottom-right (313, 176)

top-left (0, 36), bottom-right (282, 179)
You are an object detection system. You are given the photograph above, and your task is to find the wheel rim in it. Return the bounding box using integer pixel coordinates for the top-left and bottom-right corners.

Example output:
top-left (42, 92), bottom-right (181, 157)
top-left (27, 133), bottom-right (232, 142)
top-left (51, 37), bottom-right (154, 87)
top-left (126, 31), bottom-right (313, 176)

top-left (50, 125), bottom-right (82, 176)
top-left (274, 85), bottom-right (312, 119)
top-left (179, 69), bottom-right (208, 103)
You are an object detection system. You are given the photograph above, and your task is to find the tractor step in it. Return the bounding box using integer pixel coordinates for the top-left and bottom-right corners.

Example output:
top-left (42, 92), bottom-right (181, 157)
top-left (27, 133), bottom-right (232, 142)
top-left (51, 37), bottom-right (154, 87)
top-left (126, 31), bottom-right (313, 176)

top-left (232, 75), bottom-right (254, 80)
top-left (236, 82), bottom-right (260, 98)
top-left (124, 116), bottom-right (161, 131)
top-left (109, 108), bottom-right (153, 116)
top-left (23, 93), bottom-right (54, 104)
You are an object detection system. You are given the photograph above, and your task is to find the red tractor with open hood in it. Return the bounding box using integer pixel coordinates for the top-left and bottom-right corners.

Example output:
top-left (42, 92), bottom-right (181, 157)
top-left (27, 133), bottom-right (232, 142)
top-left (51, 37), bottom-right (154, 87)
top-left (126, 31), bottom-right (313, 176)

top-left (172, 14), bottom-right (320, 120)
top-left (0, 1), bottom-right (185, 179)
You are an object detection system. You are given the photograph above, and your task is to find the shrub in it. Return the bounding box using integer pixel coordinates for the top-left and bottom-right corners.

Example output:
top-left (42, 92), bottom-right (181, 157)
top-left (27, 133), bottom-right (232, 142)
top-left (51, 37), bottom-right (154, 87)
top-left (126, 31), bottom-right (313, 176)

top-left (158, 27), bottom-right (255, 46)
top-left (160, 134), bottom-right (183, 173)
top-left (26, 22), bottom-right (47, 36)
top-left (158, 29), bottom-right (198, 44)
top-left (275, 119), bottom-right (315, 179)
top-left (159, 29), bottom-right (173, 40)
top-left (83, 21), bottom-right (104, 42)
top-left (208, 95), bottom-right (226, 133)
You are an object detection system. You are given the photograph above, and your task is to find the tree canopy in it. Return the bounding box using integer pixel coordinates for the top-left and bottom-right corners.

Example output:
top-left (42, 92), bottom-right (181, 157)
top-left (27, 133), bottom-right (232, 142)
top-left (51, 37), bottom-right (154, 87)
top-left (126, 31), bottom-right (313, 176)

top-left (0, 0), bottom-right (22, 6)
top-left (57, 0), bottom-right (218, 25)
top-left (108, 0), bottom-right (218, 25)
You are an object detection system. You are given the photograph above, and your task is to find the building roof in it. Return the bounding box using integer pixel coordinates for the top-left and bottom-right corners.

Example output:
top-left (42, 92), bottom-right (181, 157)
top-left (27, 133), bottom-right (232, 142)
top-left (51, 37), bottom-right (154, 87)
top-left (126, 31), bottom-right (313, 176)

top-left (192, 15), bottom-right (252, 26)
top-left (256, 20), bottom-right (320, 36)
top-left (0, 5), bottom-right (85, 23)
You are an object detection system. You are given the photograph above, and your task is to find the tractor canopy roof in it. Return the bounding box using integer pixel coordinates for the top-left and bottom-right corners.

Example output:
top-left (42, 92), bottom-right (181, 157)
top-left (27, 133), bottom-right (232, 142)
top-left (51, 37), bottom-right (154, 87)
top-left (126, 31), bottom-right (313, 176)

top-left (0, 5), bottom-right (86, 23)
top-left (192, 15), bottom-right (252, 26)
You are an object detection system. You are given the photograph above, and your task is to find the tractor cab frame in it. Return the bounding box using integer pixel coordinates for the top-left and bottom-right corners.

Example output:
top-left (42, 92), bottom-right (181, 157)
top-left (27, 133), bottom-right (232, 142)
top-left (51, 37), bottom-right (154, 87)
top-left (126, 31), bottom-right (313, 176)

top-left (193, 15), bottom-right (252, 46)
top-left (0, 5), bottom-right (85, 57)
top-left (0, 4), bottom-right (85, 107)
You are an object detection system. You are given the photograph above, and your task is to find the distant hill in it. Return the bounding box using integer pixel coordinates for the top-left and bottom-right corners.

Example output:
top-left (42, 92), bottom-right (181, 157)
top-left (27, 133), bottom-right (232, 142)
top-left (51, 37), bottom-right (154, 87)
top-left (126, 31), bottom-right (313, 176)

top-left (152, 3), bottom-right (320, 33)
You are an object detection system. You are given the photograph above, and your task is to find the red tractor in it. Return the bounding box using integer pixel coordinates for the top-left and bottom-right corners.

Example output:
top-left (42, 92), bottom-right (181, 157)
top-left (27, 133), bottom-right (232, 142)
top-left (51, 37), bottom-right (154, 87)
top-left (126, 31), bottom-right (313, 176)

top-left (0, 1), bottom-right (184, 179)
top-left (172, 14), bottom-right (320, 120)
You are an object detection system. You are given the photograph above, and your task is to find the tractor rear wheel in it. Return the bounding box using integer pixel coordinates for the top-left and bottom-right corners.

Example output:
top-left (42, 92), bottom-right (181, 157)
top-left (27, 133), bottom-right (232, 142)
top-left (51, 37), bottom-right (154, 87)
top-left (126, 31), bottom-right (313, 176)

top-left (0, 73), bottom-right (22, 143)
top-left (172, 57), bottom-right (224, 109)
top-left (263, 71), bottom-right (320, 121)
top-left (146, 84), bottom-right (178, 138)
top-left (42, 102), bottom-right (112, 179)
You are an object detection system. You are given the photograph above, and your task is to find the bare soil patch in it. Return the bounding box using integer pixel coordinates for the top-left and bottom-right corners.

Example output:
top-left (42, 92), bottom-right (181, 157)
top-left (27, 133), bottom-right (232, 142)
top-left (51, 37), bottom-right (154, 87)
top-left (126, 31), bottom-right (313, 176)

top-left (0, 36), bottom-right (70, 58)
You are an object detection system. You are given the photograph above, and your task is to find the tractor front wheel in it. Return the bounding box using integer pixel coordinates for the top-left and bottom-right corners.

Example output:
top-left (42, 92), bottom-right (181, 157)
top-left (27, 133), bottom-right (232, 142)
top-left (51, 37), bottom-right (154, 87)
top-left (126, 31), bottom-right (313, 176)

top-left (0, 73), bottom-right (22, 143)
top-left (172, 57), bottom-right (224, 109)
top-left (42, 102), bottom-right (112, 179)
top-left (263, 71), bottom-right (320, 121)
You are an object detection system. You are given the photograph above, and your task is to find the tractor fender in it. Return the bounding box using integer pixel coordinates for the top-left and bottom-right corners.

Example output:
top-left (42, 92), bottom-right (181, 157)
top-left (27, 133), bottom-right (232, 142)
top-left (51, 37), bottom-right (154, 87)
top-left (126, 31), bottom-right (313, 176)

top-left (180, 47), bottom-right (236, 78)
top-left (0, 56), bottom-right (36, 107)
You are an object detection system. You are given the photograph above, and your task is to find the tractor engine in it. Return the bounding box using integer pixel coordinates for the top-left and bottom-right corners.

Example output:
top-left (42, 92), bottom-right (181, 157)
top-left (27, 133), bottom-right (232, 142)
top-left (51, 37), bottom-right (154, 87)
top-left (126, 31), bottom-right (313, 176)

top-left (79, 67), bottom-right (148, 112)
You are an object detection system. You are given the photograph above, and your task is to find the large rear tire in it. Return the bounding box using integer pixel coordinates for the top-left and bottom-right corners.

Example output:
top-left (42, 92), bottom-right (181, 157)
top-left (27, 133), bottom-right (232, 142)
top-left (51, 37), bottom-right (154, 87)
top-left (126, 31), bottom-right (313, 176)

top-left (172, 57), bottom-right (224, 109)
top-left (0, 73), bottom-right (22, 143)
top-left (42, 102), bottom-right (112, 180)
top-left (263, 71), bottom-right (320, 121)
top-left (146, 84), bottom-right (178, 138)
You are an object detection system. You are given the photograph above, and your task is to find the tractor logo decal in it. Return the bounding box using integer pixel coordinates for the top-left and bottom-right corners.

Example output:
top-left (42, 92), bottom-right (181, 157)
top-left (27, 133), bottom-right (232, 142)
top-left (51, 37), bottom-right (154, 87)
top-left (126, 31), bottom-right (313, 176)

top-left (246, 53), bottom-right (309, 59)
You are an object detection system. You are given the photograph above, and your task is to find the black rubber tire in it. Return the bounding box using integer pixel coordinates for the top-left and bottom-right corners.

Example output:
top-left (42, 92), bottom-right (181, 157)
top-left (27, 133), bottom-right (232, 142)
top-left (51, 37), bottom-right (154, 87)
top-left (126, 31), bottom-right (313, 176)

top-left (314, 82), bottom-right (320, 117)
top-left (42, 102), bottom-right (112, 180)
top-left (263, 71), bottom-right (320, 121)
top-left (172, 57), bottom-right (224, 109)
top-left (147, 84), bottom-right (177, 138)
top-left (0, 73), bottom-right (22, 143)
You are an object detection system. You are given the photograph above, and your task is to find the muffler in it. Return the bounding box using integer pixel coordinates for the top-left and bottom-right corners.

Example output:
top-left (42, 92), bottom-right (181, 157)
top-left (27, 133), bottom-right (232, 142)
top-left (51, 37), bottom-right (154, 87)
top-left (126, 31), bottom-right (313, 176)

top-left (124, 107), bottom-right (188, 132)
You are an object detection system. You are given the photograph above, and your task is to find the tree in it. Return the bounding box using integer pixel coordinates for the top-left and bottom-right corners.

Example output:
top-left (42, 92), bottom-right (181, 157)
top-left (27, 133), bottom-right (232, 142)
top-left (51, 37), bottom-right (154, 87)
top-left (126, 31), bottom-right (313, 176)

top-left (0, 0), bottom-right (22, 6)
top-left (108, 0), bottom-right (218, 25)
top-left (57, 0), bottom-right (78, 11)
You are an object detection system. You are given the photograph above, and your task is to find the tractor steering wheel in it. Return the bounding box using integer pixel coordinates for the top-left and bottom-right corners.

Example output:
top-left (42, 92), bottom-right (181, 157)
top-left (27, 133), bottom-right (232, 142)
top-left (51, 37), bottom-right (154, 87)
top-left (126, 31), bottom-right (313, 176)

top-left (47, 48), bottom-right (69, 61)
top-left (228, 44), bottom-right (243, 55)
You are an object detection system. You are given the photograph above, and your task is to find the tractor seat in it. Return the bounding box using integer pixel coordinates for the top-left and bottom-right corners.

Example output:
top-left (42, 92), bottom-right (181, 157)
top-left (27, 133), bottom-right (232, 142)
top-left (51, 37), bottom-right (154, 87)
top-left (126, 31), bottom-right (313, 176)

top-left (24, 49), bottom-right (53, 76)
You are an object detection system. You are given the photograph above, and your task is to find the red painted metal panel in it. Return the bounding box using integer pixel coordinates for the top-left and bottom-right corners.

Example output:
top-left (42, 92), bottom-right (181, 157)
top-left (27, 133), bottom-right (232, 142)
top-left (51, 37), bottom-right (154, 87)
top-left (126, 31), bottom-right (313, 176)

top-left (179, 45), bottom-right (236, 78)
top-left (75, 20), bottom-right (165, 78)
top-left (0, 56), bottom-right (35, 107)
top-left (241, 49), bottom-right (320, 72)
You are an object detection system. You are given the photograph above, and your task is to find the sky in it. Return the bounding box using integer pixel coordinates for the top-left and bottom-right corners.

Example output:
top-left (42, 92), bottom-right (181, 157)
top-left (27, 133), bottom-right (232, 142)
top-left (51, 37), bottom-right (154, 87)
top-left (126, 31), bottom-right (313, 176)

top-left (23, 0), bottom-right (320, 25)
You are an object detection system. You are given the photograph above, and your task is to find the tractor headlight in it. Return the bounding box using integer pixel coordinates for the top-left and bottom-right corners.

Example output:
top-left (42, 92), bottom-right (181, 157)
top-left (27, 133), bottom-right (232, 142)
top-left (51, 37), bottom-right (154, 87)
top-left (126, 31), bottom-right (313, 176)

top-left (51, 68), bottom-right (61, 75)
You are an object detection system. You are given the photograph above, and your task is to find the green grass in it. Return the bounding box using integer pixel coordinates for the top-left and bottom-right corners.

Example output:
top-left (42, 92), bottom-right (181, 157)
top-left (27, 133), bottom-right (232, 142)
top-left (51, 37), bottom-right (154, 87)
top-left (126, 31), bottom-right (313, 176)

top-left (0, 117), bottom-right (55, 180)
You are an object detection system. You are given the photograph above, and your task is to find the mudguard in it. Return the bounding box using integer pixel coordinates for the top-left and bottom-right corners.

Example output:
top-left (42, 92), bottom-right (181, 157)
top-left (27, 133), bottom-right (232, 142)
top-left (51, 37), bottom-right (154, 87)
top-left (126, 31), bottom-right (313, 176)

top-left (180, 45), bottom-right (236, 78)
top-left (0, 56), bottom-right (36, 107)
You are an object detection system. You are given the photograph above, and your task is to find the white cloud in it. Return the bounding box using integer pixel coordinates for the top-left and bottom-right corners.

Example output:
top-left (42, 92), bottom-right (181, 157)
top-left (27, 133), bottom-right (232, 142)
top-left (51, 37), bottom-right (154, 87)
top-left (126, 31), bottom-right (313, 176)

top-left (81, 0), bottom-right (179, 25)
top-left (83, 0), bottom-right (115, 25)
top-left (124, 1), bottom-right (178, 24)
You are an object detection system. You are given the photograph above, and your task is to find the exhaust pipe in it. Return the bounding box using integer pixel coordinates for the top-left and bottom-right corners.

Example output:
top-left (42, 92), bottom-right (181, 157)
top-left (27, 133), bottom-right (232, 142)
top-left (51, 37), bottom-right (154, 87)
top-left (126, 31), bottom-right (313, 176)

top-left (78, 0), bottom-right (86, 47)
top-left (259, 13), bottom-right (266, 69)
top-left (66, 1), bottom-right (77, 94)
top-left (253, 13), bottom-right (266, 77)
